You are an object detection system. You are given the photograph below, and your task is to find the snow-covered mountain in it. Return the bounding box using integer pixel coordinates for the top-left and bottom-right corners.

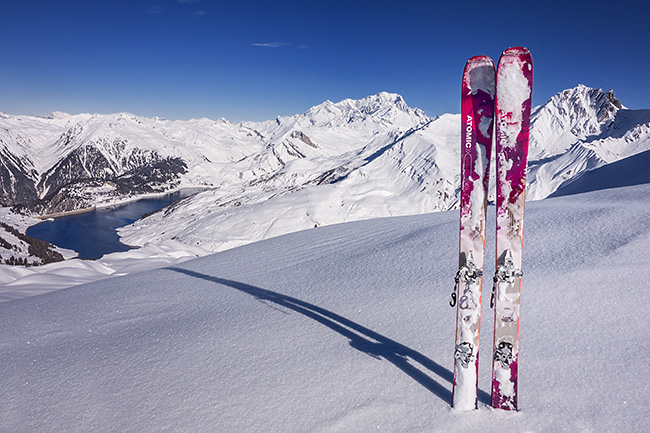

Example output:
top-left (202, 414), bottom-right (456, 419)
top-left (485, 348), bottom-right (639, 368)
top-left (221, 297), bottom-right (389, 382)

top-left (0, 93), bottom-right (433, 214)
top-left (2, 86), bottom-right (649, 254)
top-left (123, 86), bottom-right (650, 253)
top-left (526, 85), bottom-right (650, 199)
top-left (0, 111), bottom-right (259, 214)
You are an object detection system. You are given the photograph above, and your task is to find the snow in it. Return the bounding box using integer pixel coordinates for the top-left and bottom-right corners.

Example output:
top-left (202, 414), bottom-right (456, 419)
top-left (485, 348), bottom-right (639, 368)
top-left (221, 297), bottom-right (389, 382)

top-left (0, 208), bottom-right (74, 266)
top-left (1, 180), bottom-right (650, 431)
top-left (0, 241), bottom-right (206, 302)
top-left (495, 60), bottom-right (531, 141)
top-left (465, 57), bottom-right (495, 98)
top-left (551, 147), bottom-right (650, 197)
top-left (478, 115), bottom-right (492, 138)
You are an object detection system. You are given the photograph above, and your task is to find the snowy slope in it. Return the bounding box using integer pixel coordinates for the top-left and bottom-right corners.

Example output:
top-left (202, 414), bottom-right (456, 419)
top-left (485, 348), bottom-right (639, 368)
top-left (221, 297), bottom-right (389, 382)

top-left (526, 85), bottom-right (650, 199)
top-left (0, 208), bottom-right (69, 266)
top-left (1, 181), bottom-right (650, 432)
top-left (551, 148), bottom-right (650, 197)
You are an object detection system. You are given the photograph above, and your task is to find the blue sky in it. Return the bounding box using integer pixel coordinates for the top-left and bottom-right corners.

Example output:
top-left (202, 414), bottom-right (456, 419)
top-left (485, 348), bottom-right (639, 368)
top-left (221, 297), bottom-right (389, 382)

top-left (1, 0), bottom-right (648, 121)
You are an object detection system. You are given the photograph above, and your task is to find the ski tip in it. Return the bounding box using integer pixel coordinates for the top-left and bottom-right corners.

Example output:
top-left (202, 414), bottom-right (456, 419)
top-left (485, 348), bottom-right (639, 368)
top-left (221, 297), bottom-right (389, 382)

top-left (466, 55), bottom-right (494, 65)
top-left (501, 47), bottom-right (530, 56)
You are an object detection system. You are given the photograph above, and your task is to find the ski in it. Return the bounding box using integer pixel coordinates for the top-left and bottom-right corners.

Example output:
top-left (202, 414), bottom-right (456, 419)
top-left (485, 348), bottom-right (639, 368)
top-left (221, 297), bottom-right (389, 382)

top-left (451, 55), bottom-right (495, 410)
top-left (490, 46), bottom-right (533, 411)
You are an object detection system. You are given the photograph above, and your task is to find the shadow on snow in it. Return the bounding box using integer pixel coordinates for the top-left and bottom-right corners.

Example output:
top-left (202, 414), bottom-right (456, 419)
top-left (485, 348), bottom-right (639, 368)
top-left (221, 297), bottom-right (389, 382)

top-left (168, 267), bottom-right (491, 406)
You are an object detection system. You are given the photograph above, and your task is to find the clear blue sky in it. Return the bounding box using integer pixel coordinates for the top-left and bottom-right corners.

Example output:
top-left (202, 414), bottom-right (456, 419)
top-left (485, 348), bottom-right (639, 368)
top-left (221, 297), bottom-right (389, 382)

top-left (1, 0), bottom-right (648, 121)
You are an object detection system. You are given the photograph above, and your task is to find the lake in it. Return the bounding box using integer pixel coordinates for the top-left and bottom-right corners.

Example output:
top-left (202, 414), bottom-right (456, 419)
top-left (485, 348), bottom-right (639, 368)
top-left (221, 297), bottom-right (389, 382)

top-left (26, 190), bottom-right (199, 259)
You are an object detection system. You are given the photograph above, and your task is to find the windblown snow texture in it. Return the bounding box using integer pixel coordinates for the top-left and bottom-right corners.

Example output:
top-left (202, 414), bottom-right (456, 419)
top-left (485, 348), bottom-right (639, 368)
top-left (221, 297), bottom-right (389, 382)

top-left (1, 182), bottom-right (650, 431)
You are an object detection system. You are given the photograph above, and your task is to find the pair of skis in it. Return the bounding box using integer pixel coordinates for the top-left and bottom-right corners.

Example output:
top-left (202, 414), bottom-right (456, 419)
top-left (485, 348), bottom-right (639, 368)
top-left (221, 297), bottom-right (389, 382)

top-left (451, 47), bottom-right (533, 411)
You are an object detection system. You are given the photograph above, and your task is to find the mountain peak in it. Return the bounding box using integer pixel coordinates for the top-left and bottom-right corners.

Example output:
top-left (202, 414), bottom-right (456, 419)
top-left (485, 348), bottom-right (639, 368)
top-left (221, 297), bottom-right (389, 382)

top-left (533, 85), bottom-right (624, 141)
top-left (604, 88), bottom-right (623, 109)
top-left (48, 111), bottom-right (72, 119)
top-left (557, 84), bottom-right (624, 115)
top-left (343, 92), bottom-right (407, 111)
top-left (364, 91), bottom-right (404, 104)
top-left (301, 92), bottom-right (427, 128)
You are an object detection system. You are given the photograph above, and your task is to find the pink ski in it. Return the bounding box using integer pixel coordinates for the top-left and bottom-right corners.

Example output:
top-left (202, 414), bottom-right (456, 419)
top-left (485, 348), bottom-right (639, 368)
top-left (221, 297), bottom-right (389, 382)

top-left (451, 55), bottom-right (495, 410)
top-left (491, 47), bottom-right (533, 411)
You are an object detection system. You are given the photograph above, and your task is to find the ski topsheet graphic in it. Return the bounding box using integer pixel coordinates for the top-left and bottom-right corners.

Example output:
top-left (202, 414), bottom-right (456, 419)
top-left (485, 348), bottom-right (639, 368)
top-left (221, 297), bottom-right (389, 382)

top-left (491, 46), bottom-right (533, 411)
top-left (451, 47), bottom-right (532, 411)
top-left (451, 55), bottom-right (495, 411)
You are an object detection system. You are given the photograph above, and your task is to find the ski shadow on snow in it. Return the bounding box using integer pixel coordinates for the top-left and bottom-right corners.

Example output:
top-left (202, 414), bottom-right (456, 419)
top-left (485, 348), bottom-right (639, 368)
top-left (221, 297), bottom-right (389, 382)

top-left (169, 267), bottom-right (491, 406)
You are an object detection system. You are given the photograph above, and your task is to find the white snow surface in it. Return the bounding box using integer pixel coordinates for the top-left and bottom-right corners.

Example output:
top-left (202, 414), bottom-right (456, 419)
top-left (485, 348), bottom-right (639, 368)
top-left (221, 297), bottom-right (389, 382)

top-left (1, 181), bottom-right (650, 431)
top-left (0, 240), bottom-right (207, 302)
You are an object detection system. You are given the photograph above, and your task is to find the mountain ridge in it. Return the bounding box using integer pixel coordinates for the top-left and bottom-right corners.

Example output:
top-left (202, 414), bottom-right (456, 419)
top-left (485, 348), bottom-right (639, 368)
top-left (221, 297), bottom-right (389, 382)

top-left (2, 85), bottom-right (650, 255)
top-left (118, 85), bottom-right (650, 253)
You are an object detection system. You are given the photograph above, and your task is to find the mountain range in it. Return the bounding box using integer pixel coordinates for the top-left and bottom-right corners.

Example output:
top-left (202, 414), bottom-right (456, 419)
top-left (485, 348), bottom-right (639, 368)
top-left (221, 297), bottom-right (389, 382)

top-left (1, 85), bottom-right (649, 256)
